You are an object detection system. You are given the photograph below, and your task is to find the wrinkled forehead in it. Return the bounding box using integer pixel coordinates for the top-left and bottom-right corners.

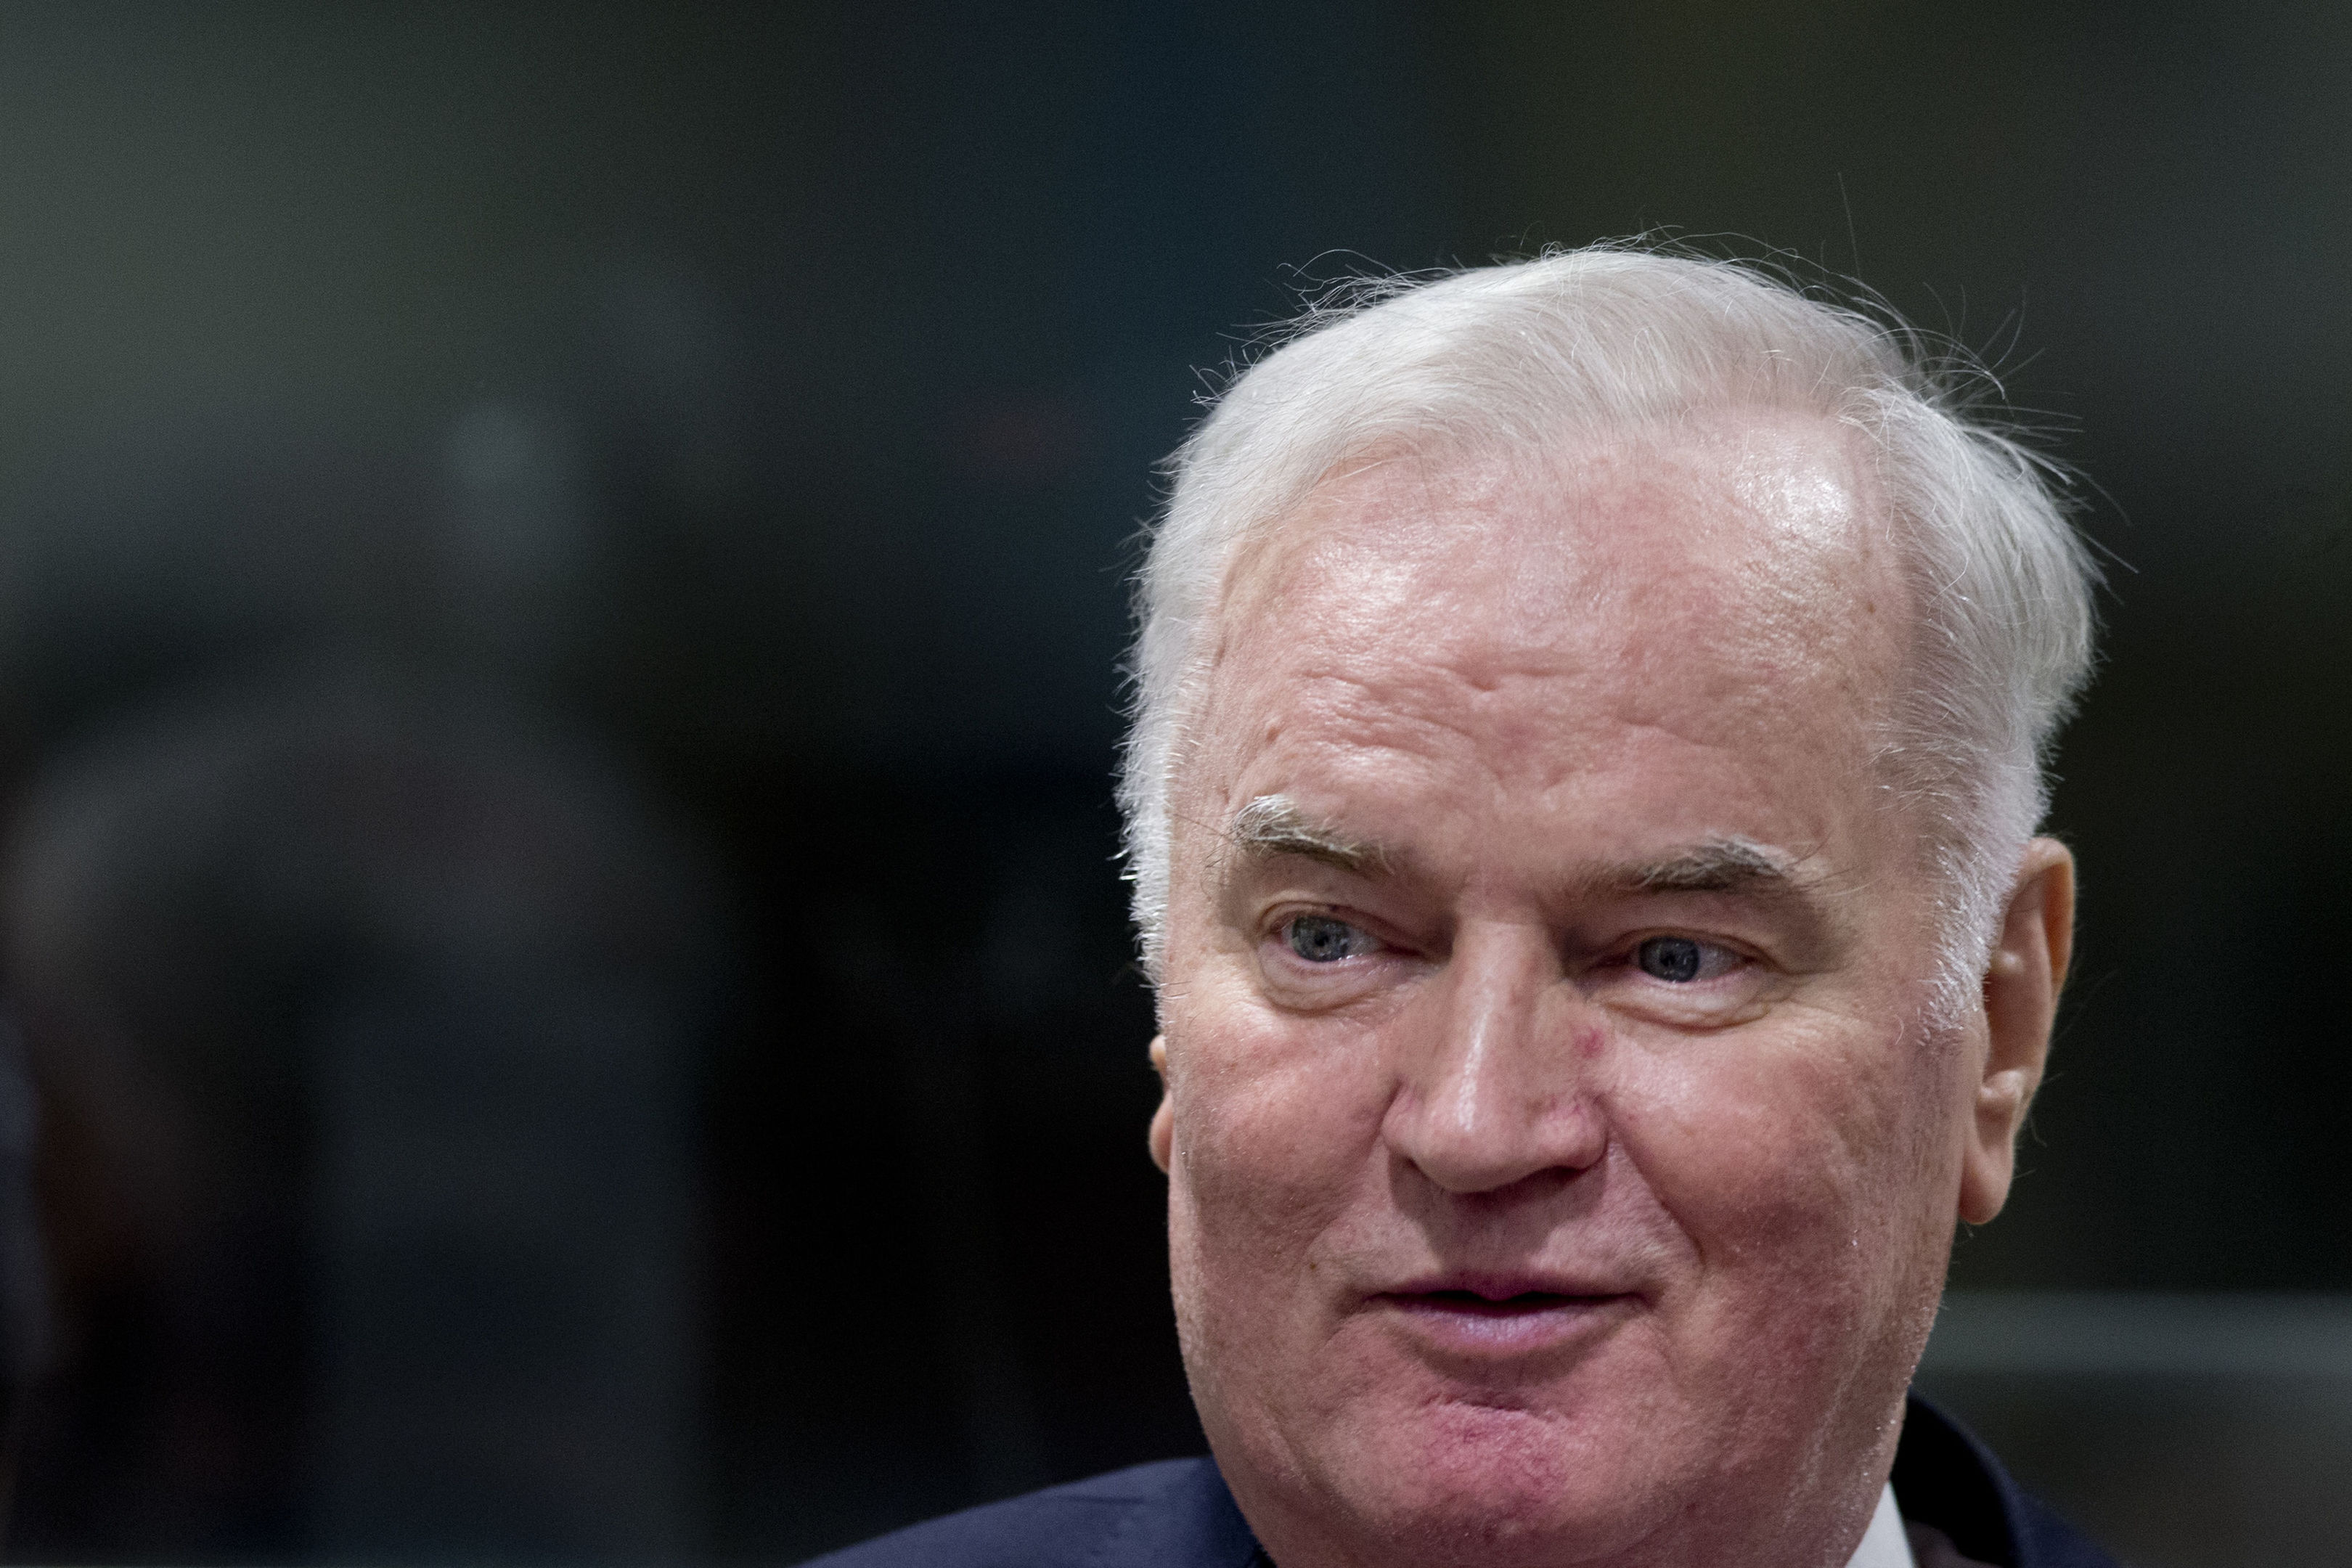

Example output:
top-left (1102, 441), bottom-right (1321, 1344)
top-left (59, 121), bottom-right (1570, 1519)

top-left (1208, 410), bottom-right (1911, 719)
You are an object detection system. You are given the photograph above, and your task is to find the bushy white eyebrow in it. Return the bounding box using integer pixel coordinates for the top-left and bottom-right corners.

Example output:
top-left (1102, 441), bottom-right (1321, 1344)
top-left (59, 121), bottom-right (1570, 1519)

top-left (1230, 801), bottom-right (1800, 900)
top-left (1228, 794), bottom-right (1384, 873)
top-left (1617, 837), bottom-right (1801, 896)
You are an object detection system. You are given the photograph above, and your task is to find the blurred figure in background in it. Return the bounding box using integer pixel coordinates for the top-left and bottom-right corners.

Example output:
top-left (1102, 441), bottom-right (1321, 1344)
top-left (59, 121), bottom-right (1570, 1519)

top-left (4, 671), bottom-right (719, 1559)
top-left (0, 378), bottom-right (728, 1560)
top-left (0, 1015), bottom-right (52, 1533)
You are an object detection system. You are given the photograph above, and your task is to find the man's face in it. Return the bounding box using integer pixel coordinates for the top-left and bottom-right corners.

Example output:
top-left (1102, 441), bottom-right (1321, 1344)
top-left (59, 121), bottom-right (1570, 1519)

top-left (1151, 413), bottom-right (2040, 1568)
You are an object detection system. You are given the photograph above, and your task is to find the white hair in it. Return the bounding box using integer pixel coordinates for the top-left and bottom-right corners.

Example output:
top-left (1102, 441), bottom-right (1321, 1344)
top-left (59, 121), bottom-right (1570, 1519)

top-left (1117, 244), bottom-right (2099, 1018)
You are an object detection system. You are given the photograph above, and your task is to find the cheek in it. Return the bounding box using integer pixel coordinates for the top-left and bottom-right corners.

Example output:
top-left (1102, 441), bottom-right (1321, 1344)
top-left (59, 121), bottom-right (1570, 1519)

top-left (1606, 1015), bottom-right (1957, 1282)
top-left (1593, 1020), bottom-right (1965, 1452)
top-left (1170, 1037), bottom-right (1376, 1241)
top-left (1161, 986), bottom-right (1395, 1275)
top-left (1164, 1008), bottom-right (1380, 1440)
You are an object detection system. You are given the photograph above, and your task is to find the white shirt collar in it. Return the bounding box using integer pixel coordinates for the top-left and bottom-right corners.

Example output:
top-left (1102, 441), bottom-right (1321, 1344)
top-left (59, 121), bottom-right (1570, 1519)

top-left (1845, 1482), bottom-right (1916, 1568)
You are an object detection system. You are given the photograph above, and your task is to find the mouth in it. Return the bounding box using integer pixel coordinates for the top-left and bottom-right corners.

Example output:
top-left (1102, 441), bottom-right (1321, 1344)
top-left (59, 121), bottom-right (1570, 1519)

top-left (1371, 1280), bottom-right (1636, 1356)
top-left (1387, 1289), bottom-right (1603, 1315)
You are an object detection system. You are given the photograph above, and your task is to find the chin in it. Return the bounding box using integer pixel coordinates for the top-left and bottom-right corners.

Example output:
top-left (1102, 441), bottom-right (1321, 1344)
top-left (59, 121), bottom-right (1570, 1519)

top-left (1291, 1395), bottom-right (1685, 1568)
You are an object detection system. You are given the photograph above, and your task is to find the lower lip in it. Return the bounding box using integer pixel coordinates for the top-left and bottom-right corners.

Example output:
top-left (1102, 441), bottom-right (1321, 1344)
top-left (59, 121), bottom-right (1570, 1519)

top-left (1375, 1293), bottom-right (1632, 1356)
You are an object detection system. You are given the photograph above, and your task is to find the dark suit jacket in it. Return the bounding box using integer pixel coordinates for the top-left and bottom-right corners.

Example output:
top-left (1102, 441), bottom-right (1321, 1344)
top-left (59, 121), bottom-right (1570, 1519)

top-left (799, 1396), bottom-right (2116, 1568)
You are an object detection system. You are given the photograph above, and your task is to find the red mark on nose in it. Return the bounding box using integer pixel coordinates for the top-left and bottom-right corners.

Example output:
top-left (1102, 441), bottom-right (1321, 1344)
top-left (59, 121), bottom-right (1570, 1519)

top-left (1575, 1024), bottom-right (1604, 1059)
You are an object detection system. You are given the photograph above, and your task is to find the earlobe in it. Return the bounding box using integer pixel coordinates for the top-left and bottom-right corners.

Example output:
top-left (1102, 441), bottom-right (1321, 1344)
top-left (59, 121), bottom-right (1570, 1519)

top-left (1959, 838), bottom-right (2075, 1225)
top-left (1147, 1035), bottom-right (1174, 1174)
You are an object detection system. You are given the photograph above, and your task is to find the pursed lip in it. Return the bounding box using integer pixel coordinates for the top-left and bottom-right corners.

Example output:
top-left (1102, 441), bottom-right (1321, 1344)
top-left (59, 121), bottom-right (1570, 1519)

top-left (1368, 1270), bottom-right (1641, 1356)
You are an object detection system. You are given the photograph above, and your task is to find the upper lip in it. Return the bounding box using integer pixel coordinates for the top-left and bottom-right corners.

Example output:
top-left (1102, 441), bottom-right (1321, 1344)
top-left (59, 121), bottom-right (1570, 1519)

top-left (1377, 1268), bottom-right (1636, 1302)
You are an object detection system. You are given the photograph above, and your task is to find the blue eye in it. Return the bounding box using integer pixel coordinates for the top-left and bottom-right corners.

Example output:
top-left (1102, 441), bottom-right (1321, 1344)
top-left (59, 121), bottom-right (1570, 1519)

top-left (1286, 915), bottom-right (1370, 963)
top-left (1636, 936), bottom-right (1705, 982)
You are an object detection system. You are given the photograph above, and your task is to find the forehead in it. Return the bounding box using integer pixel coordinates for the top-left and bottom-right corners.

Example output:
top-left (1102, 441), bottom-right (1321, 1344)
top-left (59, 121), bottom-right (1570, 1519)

top-left (1187, 412), bottom-right (1911, 849)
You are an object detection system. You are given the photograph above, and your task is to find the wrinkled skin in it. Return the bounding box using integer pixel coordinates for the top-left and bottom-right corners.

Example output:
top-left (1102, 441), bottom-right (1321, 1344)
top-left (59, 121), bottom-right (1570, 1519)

top-left (1146, 412), bottom-right (2073, 1568)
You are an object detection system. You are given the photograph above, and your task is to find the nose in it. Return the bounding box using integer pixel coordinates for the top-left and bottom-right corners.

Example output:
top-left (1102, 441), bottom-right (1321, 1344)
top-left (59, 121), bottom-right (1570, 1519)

top-left (1381, 920), bottom-right (1608, 1193)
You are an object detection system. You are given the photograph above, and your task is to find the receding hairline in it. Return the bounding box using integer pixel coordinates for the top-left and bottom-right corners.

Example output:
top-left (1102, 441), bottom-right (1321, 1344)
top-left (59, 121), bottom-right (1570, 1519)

top-left (1201, 404), bottom-right (1904, 671)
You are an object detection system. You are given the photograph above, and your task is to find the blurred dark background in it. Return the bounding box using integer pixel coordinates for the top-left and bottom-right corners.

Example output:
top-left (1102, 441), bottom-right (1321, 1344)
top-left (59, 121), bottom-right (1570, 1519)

top-left (0, 4), bottom-right (2341, 1565)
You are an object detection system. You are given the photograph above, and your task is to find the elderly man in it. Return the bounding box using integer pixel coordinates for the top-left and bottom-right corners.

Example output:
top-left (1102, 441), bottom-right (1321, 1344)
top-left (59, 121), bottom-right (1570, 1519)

top-left (813, 248), bottom-right (2112, 1567)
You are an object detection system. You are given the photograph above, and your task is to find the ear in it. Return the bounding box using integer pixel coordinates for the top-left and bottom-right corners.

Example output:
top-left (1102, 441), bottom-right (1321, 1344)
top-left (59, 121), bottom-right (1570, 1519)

top-left (1959, 837), bottom-right (2075, 1225)
top-left (1147, 1035), bottom-right (1174, 1174)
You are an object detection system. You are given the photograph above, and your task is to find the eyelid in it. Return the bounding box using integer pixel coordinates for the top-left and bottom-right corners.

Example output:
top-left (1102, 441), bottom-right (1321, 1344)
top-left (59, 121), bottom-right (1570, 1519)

top-left (1597, 933), bottom-right (1782, 1029)
top-left (1611, 931), bottom-right (1756, 976)
top-left (1256, 905), bottom-right (1411, 978)
top-left (1653, 936), bottom-right (1743, 982)
top-left (1266, 907), bottom-right (1380, 944)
